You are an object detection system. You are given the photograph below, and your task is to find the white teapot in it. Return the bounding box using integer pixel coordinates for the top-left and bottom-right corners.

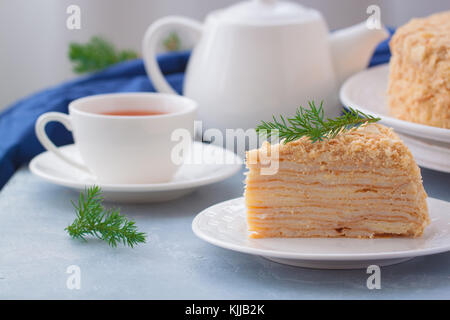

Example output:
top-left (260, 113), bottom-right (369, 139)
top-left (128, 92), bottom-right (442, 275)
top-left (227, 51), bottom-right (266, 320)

top-left (143, 0), bottom-right (388, 132)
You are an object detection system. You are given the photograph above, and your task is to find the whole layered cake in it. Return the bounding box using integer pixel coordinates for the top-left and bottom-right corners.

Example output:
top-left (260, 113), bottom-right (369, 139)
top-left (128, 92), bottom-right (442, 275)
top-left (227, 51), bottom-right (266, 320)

top-left (245, 124), bottom-right (430, 238)
top-left (388, 11), bottom-right (450, 129)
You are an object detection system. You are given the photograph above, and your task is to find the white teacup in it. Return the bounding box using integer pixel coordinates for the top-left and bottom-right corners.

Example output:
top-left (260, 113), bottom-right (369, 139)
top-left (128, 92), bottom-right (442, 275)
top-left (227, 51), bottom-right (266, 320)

top-left (35, 93), bottom-right (197, 184)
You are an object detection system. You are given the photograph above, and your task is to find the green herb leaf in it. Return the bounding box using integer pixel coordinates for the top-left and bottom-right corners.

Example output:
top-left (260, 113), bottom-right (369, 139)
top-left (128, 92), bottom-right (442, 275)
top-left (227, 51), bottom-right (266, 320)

top-left (68, 36), bottom-right (138, 74)
top-left (163, 32), bottom-right (181, 52)
top-left (65, 186), bottom-right (146, 248)
top-left (256, 101), bottom-right (380, 144)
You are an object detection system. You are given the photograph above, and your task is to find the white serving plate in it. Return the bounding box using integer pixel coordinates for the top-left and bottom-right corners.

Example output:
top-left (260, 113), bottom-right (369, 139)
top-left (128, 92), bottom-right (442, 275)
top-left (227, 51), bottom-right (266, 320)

top-left (396, 133), bottom-right (450, 173)
top-left (192, 197), bottom-right (450, 269)
top-left (340, 64), bottom-right (450, 143)
top-left (30, 142), bottom-right (242, 203)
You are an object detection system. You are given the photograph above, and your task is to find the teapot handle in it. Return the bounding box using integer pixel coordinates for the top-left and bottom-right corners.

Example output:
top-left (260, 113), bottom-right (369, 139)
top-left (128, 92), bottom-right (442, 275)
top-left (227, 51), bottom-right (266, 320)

top-left (142, 16), bottom-right (203, 95)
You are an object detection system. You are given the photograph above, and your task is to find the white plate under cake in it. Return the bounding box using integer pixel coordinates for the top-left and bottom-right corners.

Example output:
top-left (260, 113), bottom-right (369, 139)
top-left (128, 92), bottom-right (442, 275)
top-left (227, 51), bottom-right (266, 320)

top-left (192, 197), bottom-right (450, 269)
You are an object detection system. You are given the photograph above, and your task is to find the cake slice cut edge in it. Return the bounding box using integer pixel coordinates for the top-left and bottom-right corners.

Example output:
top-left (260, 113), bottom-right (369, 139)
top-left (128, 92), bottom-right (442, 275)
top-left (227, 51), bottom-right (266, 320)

top-left (245, 124), bottom-right (430, 239)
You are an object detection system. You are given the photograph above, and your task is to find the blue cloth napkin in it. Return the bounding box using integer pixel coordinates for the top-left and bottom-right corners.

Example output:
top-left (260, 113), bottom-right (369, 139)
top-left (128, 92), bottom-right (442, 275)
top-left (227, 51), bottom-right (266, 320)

top-left (0, 30), bottom-right (394, 190)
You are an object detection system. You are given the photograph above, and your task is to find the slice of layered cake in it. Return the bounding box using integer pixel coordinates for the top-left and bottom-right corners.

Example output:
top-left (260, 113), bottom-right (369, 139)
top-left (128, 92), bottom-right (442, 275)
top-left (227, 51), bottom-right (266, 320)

top-left (388, 11), bottom-right (450, 129)
top-left (245, 123), bottom-right (430, 238)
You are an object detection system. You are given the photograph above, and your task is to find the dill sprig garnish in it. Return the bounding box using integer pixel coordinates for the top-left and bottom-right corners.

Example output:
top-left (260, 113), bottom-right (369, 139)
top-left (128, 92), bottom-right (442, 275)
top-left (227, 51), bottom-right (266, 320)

top-left (65, 186), bottom-right (146, 248)
top-left (256, 101), bottom-right (380, 144)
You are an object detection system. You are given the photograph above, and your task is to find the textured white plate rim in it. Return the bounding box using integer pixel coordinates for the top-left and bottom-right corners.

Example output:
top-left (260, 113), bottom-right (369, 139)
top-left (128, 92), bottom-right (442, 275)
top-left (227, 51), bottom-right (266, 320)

top-left (395, 133), bottom-right (450, 173)
top-left (339, 64), bottom-right (450, 143)
top-left (29, 142), bottom-right (242, 192)
top-left (192, 197), bottom-right (450, 261)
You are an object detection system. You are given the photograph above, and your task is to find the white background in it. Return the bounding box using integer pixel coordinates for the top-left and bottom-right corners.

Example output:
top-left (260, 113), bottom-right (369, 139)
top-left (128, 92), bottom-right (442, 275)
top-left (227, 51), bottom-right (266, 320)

top-left (0, 0), bottom-right (449, 111)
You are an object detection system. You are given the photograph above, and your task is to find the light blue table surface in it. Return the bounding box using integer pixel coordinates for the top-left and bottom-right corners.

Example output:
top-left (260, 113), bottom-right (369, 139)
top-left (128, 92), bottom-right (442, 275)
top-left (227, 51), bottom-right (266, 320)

top-left (0, 166), bottom-right (449, 299)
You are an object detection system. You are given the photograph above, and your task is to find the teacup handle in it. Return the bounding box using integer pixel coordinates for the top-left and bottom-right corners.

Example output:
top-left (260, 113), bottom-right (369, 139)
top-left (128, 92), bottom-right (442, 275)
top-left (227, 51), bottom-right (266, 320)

top-left (142, 16), bottom-right (203, 94)
top-left (35, 112), bottom-right (90, 172)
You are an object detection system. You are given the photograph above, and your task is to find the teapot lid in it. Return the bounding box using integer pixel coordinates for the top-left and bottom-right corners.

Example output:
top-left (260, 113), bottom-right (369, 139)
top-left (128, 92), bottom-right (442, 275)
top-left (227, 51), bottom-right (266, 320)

top-left (214, 0), bottom-right (320, 25)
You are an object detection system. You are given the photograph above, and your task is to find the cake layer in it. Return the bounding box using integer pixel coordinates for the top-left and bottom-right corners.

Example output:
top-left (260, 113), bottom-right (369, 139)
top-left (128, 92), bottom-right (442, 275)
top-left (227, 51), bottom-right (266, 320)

top-left (246, 171), bottom-right (418, 188)
top-left (248, 223), bottom-right (422, 238)
top-left (247, 207), bottom-right (427, 238)
top-left (247, 205), bottom-right (426, 222)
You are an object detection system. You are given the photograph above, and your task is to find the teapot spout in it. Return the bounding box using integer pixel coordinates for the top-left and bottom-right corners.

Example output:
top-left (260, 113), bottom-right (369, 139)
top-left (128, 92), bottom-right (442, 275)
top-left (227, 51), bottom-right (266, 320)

top-left (329, 22), bottom-right (389, 87)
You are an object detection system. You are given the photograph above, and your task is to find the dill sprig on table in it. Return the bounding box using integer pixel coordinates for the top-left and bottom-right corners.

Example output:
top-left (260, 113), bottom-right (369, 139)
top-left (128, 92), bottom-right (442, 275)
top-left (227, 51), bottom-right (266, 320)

top-left (65, 186), bottom-right (146, 248)
top-left (256, 101), bottom-right (380, 144)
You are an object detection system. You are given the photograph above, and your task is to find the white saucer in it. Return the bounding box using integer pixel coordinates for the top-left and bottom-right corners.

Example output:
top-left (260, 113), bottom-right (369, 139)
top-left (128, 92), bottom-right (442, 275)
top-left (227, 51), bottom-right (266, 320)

top-left (29, 142), bottom-right (242, 203)
top-left (340, 64), bottom-right (450, 143)
top-left (192, 197), bottom-right (450, 269)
